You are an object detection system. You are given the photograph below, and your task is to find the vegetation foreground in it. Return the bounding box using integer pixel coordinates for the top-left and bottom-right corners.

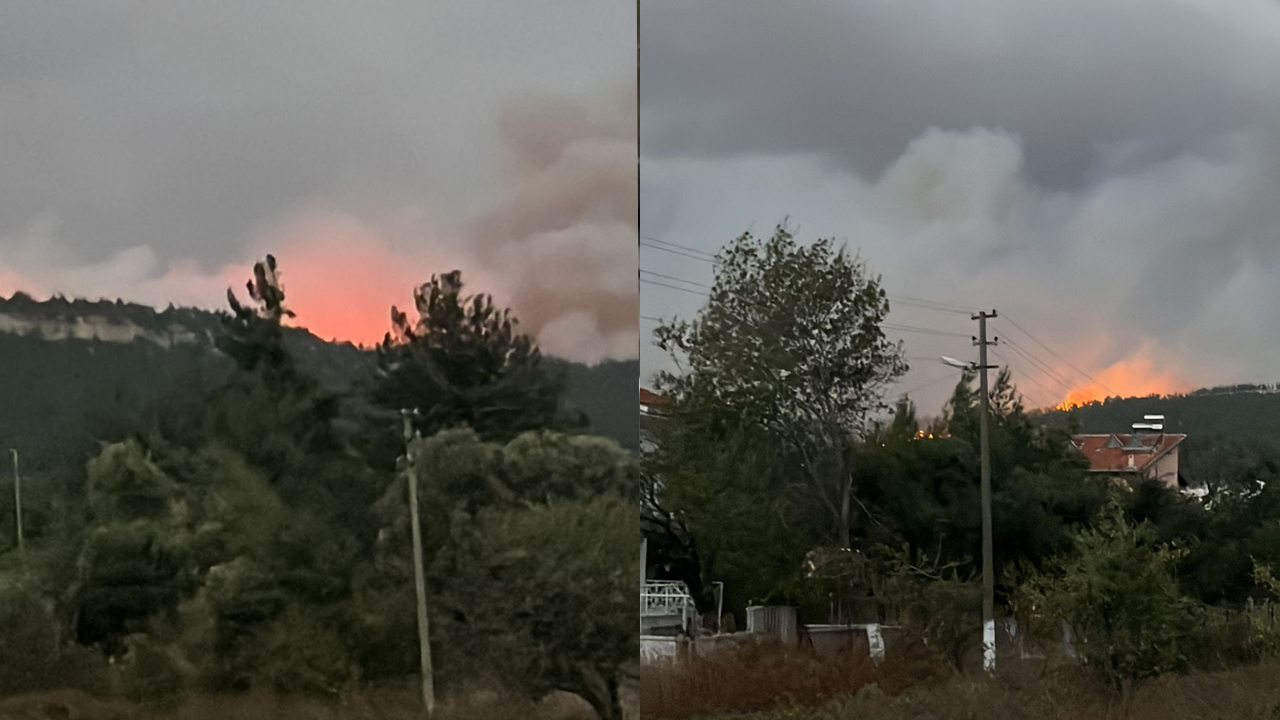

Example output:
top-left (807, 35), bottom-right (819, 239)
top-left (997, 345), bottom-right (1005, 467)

top-left (641, 224), bottom-right (1280, 720)
top-left (0, 258), bottom-right (637, 720)
top-left (0, 682), bottom-right (638, 720)
top-left (642, 642), bottom-right (1280, 720)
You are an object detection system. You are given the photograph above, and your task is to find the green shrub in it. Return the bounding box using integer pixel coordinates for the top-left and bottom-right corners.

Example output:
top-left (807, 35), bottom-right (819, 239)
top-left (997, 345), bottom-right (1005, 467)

top-left (0, 580), bottom-right (59, 666)
top-left (879, 553), bottom-right (981, 670)
top-left (116, 633), bottom-right (193, 704)
top-left (1022, 503), bottom-right (1210, 691)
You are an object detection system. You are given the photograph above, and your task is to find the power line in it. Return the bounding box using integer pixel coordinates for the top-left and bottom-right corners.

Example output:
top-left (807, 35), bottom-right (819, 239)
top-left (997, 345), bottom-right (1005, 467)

top-left (640, 269), bottom-right (711, 289)
top-left (882, 323), bottom-right (971, 339)
top-left (641, 235), bottom-right (717, 259)
top-left (999, 338), bottom-right (1078, 395)
top-left (898, 370), bottom-right (961, 397)
top-left (641, 267), bottom-right (966, 316)
top-left (640, 236), bottom-right (978, 317)
top-left (640, 272), bottom-right (971, 339)
top-left (890, 297), bottom-right (973, 315)
top-left (640, 278), bottom-right (708, 297)
top-left (998, 314), bottom-right (1118, 397)
top-left (990, 349), bottom-right (1058, 409)
top-left (641, 241), bottom-right (719, 264)
top-left (640, 260), bottom-right (978, 341)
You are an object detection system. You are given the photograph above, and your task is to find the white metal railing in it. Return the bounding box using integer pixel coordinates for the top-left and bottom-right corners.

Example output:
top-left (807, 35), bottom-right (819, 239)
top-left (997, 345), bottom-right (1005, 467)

top-left (642, 580), bottom-right (693, 617)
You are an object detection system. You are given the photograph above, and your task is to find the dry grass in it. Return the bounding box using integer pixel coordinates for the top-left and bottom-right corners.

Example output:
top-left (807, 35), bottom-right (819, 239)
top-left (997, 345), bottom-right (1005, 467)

top-left (639, 639), bottom-right (945, 720)
top-left (652, 654), bottom-right (1280, 720)
top-left (0, 680), bottom-right (635, 720)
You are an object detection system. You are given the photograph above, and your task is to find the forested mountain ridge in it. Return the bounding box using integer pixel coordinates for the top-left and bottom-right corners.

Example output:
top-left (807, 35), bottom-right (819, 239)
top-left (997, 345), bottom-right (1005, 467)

top-left (0, 293), bottom-right (638, 487)
top-left (1032, 384), bottom-right (1280, 445)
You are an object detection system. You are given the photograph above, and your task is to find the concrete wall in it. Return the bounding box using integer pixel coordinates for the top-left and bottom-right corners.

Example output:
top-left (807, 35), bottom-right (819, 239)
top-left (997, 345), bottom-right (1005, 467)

top-left (1151, 447), bottom-right (1179, 490)
top-left (746, 606), bottom-right (798, 646)
top-left (640, 632), bottom-right (762, 665)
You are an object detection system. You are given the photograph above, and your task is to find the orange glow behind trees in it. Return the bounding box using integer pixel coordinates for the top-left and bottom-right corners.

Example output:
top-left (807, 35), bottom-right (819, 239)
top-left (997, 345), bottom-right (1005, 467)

top-left (1051, 349), bottom-right (1188, 409)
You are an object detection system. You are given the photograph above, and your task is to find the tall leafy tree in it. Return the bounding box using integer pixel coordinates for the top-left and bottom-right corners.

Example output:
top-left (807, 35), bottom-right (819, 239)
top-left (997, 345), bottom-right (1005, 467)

top-left (654, 224), bottom-right (907, 548)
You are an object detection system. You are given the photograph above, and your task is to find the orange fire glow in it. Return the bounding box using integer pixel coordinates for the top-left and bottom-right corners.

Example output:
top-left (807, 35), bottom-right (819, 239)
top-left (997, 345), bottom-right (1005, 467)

top-left (1052, 343), bottom-right (1188, 410)
top-left (1, 212), bottom-right (494, 349)
top-left (251, 213), bottom-right (490, 347)
top-left (0, 266), bottom-right (40, 298)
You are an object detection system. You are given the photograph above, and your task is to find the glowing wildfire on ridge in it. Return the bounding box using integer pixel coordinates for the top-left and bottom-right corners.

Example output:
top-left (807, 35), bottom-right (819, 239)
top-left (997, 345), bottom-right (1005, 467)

top-left (1050, 349), bottom-right (1187, 411)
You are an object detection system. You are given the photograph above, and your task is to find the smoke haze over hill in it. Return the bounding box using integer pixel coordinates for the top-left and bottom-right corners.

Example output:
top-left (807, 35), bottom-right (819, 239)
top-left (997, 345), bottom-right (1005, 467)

top-left (0, 1), bottom-right (636, 364)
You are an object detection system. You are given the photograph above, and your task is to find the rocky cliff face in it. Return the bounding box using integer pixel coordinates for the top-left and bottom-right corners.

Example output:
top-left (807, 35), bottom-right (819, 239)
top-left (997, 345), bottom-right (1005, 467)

top-left (0, 293), bottom-right (217, 347)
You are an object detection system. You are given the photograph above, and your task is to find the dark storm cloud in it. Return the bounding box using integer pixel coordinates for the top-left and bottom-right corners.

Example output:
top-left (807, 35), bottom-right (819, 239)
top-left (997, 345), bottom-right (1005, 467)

top-left (641, 0), bottom-right (1270, 189)
top-left (639, 0), bottom-right (1280, 409)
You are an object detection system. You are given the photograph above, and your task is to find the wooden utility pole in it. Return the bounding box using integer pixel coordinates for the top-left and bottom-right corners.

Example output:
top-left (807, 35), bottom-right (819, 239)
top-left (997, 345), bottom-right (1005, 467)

top-left (973, 311), bottom-right (998, 674)
top-left (402, 409), bottom-right (435, 716)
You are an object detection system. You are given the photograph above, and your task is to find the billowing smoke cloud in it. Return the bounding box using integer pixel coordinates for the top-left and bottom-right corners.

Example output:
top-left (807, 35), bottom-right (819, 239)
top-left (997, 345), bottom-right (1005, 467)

top-left (472, 80), bottom-right (639, 364)
top-left (639, 0), bottom-right (1280, 410)
top-left (0, 1), bottom-right (634, 364)
top-left (0, 78), bottom-right (636, 362)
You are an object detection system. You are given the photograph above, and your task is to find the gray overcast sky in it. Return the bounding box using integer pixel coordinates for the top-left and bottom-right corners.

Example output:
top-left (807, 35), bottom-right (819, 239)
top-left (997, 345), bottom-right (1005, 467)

top-left (0, 1), bottom-right (636, 363)
top-left (640, 0), bottom-right (1280, 416)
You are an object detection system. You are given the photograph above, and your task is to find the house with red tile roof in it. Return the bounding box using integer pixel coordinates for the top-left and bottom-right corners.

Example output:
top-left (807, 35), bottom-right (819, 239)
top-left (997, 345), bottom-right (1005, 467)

top-left (1070, 424), bottom-right (1195, 494)
top-left (640, 388), bottom-right (667, 414)
top-left (640, 388), bottom-right (669, 451)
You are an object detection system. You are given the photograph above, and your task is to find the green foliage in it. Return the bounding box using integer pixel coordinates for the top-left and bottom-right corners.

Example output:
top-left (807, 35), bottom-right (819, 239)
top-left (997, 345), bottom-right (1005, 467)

top-left (879, 553), bottom-right (982, 670)
top-left (436, 495), bottom-right (637, 720)
top-left (500, 430), bottom-right (637, 502)
top-left (1, 256), bottom-right (638, 707)
top-left (0, 573), bottom-right (60, 667)
top-left (0, 288), bottom-right (636, 494)
top-left (1022, 503), bottom-right (1208, 690)
top-left (646, 417), bottom-right (816, 615)
top-left (373, 270), bottom-right (579, 449)
top-left (654, 224), bottom-right (907, 549)
top-left (220, 254), bottom-right (297, 380)
top-left (1246, 560), bottom-right (1280, 657)
top-left (76, 440), bottom-right (196, 650)
top-left (116, 633), bottom-right (193, 704)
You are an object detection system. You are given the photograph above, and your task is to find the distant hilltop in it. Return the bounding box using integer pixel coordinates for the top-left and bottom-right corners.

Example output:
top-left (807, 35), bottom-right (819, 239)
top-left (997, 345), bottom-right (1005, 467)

top-left (1035, 385), bottom-right (1280, 447)
top-left (0, 292), bottom-right (219, 348)
top-left (0, 292), bottom-right (638, 463)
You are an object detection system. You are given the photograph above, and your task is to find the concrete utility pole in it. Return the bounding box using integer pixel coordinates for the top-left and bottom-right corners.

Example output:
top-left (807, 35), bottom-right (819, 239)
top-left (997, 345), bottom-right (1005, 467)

top-left (9, 449), bottom-right (21, 553)
top-left (974, 310), bottom-right (998, 674)
top-left (401, 409), bottom-right (435, 717)
top-left (712, 581), bottom-right (724, 634)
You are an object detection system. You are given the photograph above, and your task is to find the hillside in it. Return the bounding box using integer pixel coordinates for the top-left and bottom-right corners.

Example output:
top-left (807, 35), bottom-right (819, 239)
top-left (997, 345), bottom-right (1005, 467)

top-left (1033, 383), bottom-right (1280, 445)
top-left (0, 294), bottom-right (637, 488)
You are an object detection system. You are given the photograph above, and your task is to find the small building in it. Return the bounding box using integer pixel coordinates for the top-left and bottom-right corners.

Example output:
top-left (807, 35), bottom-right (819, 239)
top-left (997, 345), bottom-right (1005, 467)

top-left (1070, 415), bottom-right (1197, 495)
top-left (640, 387), bottom-right (668, 452)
